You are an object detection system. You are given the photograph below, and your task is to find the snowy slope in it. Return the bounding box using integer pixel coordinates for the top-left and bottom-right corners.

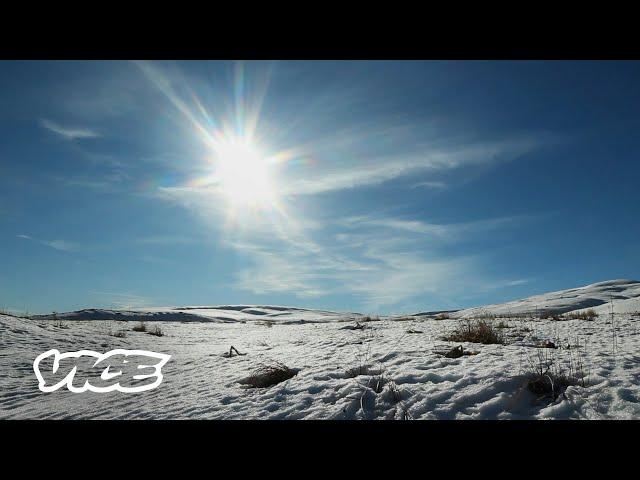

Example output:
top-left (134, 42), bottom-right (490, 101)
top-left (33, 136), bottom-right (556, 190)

top-left (31, 279), bottom-right (640, 325)
top-left (3, 279), bottom-right (640, 420)
top-left (1, 312), bottom-right (639, 419)
top-left (31, 305), bottom-right (364, 324)
top-left (453, 279), bottom-right (640, 318)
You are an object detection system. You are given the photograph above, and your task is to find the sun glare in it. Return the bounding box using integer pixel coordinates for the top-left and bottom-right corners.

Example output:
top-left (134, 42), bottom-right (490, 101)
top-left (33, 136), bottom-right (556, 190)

top-left (212, 136), bottom-right (276, 210)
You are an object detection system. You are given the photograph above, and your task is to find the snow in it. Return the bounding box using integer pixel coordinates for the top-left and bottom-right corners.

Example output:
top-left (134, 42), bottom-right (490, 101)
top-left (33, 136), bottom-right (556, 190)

top-left (30, 305), bottom-right (363, 324)
top-left (453, 279), bottom-right (640, 318)
top-left (2, 279), bottom-right (640, 419)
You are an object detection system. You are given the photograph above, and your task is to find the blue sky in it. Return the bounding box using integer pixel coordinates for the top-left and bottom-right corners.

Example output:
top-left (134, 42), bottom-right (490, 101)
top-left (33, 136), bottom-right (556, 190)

top-left (1, 60), bottom-right (639, 315)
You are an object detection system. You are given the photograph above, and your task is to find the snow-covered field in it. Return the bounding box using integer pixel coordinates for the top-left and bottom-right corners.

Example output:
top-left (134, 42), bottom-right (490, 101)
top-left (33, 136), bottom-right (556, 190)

top-left (2, 280), bottom-right (640, 419)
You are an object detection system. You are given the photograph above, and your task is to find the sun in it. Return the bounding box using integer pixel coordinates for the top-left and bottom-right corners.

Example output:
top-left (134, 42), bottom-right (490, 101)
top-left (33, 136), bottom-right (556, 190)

top-left (211, 136), bottom-right (277, 210)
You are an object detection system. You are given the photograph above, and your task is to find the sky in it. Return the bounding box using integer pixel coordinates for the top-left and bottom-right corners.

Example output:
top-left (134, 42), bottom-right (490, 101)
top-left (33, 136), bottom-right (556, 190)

top-left (1, 60), bottom-right (639, 315)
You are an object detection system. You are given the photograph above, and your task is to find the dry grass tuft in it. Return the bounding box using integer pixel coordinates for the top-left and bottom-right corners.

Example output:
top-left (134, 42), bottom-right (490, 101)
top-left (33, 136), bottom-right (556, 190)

top-left (346, 364), bottom-right (373, 378)
top-left (147, 325), bottom-right (164, 337)
top-left (443, 320), bottom-right (504, 345)
top-left (132, 322), bottom-right (147, 332)
top-left (563, 309), bottom-right (598, 320)
top-left (240, 361), bottom-right (298, 388)
top-left (525, 347), bottom-right (589, 400)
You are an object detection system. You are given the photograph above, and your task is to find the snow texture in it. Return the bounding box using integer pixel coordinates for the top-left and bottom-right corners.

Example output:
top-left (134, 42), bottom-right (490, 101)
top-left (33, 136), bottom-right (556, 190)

top-left (2, 280), bottom-right (640, 419)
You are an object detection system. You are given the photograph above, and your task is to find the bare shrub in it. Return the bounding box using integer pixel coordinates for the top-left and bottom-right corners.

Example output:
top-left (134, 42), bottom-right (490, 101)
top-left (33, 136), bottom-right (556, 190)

top-left (240, 361), bottom-right (298, 388)
top-left (386, 378), bottom-right (403, 403)
top-left (434, 345), bottom-right (479, 358)
top-left (341, 321), bottom-right (366, 330)
top-left (147, 325), bottom-right (164, 337)
top-left (525, 345), bottom-right (589, 400)
top-left (346, 364), bottom-right (373, 378)
top-left (443, 320), bottom-right (504, 345)
top-left (563, 309), bottom-right (598, 320)
top-left (392, 316), bottom-right (415, 322)
top-left (132, 322), bottom-right (147, 332)
top-left (475, 311), bottom-right (497, 320)
top-left (435, 312), bottom-right (450, 320)
top-left (368, 371), bottom-right (387, 393)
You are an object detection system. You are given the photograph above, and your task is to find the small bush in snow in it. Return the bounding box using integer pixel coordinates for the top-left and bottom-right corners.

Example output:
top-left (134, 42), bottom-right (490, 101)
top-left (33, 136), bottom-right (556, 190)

top-left (132, 322), bottom-right (147, 332)
top-left (525, 347), bottom-right (589, 400)
top-left (540, 311), bottom-right (562, 321)
top-left (435, 312), bottom-right (450, 320)
top-left (563, 309), bottom-right (598, 320)
top-left (346, 365), bottom-right (372, 378)
top-left (443, 320), bottom-right (504, 345)
top-left (240, 362), bottom-right (297, 388)
top-left (147, 325), bottom-right (164, 337)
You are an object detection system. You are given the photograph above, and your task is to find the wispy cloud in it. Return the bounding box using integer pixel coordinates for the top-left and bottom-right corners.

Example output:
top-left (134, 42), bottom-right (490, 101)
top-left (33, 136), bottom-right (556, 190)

top-left (157, 135), bottom-right (541, 208)
top-left (411, 181), bottom-right (447, 189)
top-left (40, 118), bottom-right (101, 140)
top-left (16, 234), bottom-right (79, 252)
top-left (222, 212), bottom-right (537, 311)
top-left (132, 62), bottom-right (554, 311)
top-left (278, 137), bottom-right (539, 196)
top-left (53, 170), bottom-right (130, 192)
top-left (89, 291), bottom-right (152, 309)
top-left (340, 214), bottom-right (537, 239)
top-left (135, 234), bottom-right (205, 246)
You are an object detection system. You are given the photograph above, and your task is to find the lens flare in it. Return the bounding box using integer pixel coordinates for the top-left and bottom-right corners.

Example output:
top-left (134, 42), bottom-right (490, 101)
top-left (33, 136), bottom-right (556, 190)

top-left (211, 136), bottom-right (276, 210)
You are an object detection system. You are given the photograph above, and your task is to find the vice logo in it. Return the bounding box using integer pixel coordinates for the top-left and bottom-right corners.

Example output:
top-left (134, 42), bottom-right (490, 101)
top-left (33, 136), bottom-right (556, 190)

top-left (33, 349), bottom-right (171, 393)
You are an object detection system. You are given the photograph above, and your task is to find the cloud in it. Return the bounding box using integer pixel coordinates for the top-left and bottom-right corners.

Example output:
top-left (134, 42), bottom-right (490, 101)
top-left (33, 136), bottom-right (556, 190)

top-left (228, 233), bottom-right (526, 312)
top-left (89, 291), bottom-right (152, 309)
top-left (154, 156), bottom-right (543, 310)
top-left (156, 135), bottom-right (541, 209)
top-left (278, 136), bottom-right (539, 196)
top-left (17, 234), bottom-right (79, 252)
top-left (149, 135), bottom-right (545, 311)
top-left (40, 118), bottom-right (101, 140)
top-left (411, 181), bottom-right (447, 189)
top-left (53, 170), bottom-right (130, 191)
top-left (221, 212), bottom-right (536, 311)
top-left (130, 62), bottom-right (555, 311)
top-left (135, 235), bottom-right (205, 246)
top-left (338, 214), bottom-right (538, 242)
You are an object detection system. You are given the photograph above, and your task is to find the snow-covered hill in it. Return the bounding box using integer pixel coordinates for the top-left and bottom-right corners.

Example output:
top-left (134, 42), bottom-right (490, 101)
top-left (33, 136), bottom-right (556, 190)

top-left (2, 279), bottom-right (640, 420)
top-left (453, 279), bottom-right (640, 318)
top-left (31, 305), bottom-right (364, 324)
top-left (30, 279), bottom-right (640, 324)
